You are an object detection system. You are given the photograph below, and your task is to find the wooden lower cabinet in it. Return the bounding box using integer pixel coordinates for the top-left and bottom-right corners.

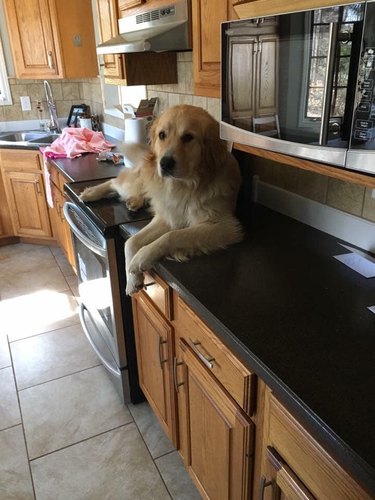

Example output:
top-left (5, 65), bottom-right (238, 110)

top-left (132, 291), bottom-right (177, 445)
top-left (259, 388), bottom-right (372, 500)
top-left (132, 273), bottom-right (372, 500)
top-left (1, 149), bottom-right (52, 240)
top-left (3, 171), bottom-right (52, 238)
top-left (178, 338), bottom-right (253, 499)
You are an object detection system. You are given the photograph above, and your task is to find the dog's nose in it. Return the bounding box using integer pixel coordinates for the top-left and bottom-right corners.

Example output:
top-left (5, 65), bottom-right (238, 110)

top-left (160, 155), bottom-right (176, 175)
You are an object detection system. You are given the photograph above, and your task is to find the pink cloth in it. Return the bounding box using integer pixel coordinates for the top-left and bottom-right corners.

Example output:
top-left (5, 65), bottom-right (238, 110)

top-left (41, 128), bottom-right (115, 159)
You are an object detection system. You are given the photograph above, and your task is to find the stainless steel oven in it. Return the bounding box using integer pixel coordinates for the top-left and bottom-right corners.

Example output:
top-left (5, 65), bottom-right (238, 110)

top-left (63, 199), bottom-right (144, 404)
top-left (221, 1), bottom-right (375, 175)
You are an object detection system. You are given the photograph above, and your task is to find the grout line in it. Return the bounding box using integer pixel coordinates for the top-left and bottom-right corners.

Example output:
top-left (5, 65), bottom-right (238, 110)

top-left (8, 335), bottom-right (37, 500)
top-left (127, 404), bottom-right (173, 499)
top-left (8, 315), bottom-right (83, 344)
top-left (0, 364), bottom-right (12, 370)
top-left (17, 363), bottom-right (102, 392)
top-left (28, 421), bottom-right (135, 462)
top-left (0, 422), bottom-right (23, 433)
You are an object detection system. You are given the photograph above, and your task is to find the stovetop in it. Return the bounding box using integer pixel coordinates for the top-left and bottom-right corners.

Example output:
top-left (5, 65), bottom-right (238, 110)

top-left (64, 178), bottom-right (152, 238)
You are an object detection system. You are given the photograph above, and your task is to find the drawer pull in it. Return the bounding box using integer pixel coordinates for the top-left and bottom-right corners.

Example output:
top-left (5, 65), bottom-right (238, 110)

top-left (158, 337), bottom-right (168, 368)
top-left (173, 357), bottom-right (184, 393)
top-left (143, 281), bottom-right (156, 289)
top-left (47, 50), bottom-right (54, 69)
top-left (189, 339), bottom-right (215, 369)
top-left (259, 476), bottom-right (275, 500)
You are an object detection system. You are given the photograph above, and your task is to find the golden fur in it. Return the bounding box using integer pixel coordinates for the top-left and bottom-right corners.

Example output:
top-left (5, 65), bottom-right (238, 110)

top-left (80, 104), bottom-right (242, 295)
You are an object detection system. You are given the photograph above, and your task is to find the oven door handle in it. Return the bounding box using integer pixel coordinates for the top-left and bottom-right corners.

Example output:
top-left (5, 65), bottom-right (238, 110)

top-left (63, 202), bottom-right (107, 258)
top-left (79, 303), bottom-right (121, 378)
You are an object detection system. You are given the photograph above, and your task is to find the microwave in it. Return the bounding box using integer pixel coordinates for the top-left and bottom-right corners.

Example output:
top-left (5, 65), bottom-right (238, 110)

top-left (221, 1), bottom-right (375, 175)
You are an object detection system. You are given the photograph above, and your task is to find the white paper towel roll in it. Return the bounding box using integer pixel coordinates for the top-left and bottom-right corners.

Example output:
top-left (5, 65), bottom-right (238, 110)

top-left (124, 117), bottom-right (152, 144)
top-left (79, 117), bottom-right (93, 130)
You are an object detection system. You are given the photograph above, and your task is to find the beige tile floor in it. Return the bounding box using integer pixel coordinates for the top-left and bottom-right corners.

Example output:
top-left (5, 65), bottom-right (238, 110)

top-left (0, 243), bottom-right (201, 500)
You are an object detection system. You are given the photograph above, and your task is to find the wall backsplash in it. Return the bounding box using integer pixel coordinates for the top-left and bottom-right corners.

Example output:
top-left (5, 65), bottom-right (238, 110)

top-left (236, 151), bottom-right (375, 225)
top-left (0, 77), bottom-right (103, 126)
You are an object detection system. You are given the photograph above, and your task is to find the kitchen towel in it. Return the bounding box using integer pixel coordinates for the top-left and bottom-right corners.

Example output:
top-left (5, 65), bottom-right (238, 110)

top-left (41, 128), bottom-right (115, 159)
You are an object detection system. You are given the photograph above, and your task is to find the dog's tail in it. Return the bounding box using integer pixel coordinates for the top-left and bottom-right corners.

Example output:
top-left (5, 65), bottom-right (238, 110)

top-left (120, 142), bottom-right (150, 168)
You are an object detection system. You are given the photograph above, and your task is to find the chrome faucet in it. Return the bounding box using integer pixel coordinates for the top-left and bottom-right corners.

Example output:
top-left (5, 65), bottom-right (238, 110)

top-left (43, 80), bottom-right (62, 133)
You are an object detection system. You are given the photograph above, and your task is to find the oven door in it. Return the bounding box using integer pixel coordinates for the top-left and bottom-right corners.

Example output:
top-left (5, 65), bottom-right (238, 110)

top-left (63, 202), bottom-right (126, 367)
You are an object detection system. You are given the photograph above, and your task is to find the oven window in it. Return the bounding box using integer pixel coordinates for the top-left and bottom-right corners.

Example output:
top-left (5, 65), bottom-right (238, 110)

top-left (74, 236), bottom-right (113, 335)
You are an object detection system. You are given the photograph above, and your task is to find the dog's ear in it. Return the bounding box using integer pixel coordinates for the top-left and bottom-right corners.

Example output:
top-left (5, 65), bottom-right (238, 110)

top-left (203, 115), bottom-right (228, 173)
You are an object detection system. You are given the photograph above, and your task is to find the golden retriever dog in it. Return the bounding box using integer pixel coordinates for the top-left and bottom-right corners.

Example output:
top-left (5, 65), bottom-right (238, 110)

top-left (80, 104), bottom-right (242, 295)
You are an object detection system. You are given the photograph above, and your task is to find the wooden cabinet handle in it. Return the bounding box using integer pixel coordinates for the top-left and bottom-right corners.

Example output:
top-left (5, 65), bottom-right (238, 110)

top-left (259, 475), bottom-right (275, 500)
top-left (34, 179), bottom-right (41, 195)
top-left (158, 337), bottom-right (168, 368)
top-left (266, 446), bottom-right (315, 500)
top-left (188, 338), bottom-right (215, 369)
top-left (47, 50), bottom-right (54, 69)
top-left (173, 357), bottom-right (184, 393)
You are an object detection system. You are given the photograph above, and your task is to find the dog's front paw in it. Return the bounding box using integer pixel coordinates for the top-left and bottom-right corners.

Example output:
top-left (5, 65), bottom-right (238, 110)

top-left (128, 247), bottom-right (155, 274)
top-left (126, 272), bottom-right (144, 296)
top-left (80, 187), bottom-right (97, 202)
top-left (126, 196), bottom-right (144, 212)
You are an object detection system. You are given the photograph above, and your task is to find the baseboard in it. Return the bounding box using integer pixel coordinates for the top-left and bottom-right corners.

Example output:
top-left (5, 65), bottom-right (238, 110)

top-left (255, 179), bottom-right (375, 253)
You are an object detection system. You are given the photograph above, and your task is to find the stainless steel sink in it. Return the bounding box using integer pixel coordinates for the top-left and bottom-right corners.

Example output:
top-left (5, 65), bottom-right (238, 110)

top-left (0, 130), bottom-right (61, 145)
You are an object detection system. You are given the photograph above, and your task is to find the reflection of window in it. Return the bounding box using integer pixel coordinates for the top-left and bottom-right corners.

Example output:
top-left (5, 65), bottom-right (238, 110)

top-left (306, 5), bottom-right (361, 119)
top-left (0, 35), bottom-right (12, 106)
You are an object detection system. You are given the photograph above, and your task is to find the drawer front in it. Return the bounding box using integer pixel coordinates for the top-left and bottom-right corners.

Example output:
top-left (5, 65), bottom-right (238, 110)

top-left (143, 271), bottom-right (172, 320)
top-left (176, 296), bottom-right (256, 415)
top-left (1, 150), bottom-right (41, 172)
top-left (267, 394), bottom-right (371, 500)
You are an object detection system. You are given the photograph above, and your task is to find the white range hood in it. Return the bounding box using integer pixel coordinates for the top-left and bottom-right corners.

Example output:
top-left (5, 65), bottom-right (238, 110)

top-left (96, 0), bottom-right (192, 55)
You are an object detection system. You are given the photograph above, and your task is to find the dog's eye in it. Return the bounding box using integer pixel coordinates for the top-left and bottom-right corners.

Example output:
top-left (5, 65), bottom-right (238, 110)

top-left (158, 131), bottom-right (166, 140)
top-left (181, 133), bottom-right (194, 143)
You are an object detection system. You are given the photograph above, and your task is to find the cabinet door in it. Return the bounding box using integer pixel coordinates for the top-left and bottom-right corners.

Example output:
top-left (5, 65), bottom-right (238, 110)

top-left (228, 35), bottom-right (257, 129)
top-left (118, 0), bottom-right (144, 12)
top-left (260, 446), bottom-right (315, 500)
top-left (255, 34), bottom-right (278, 116)
top-left (179, 339), bottom-right (253, 500)
top-left (96, 0), bottom-right (124, 79)
top-left (60, 193), bottom-right (76, 271)
top-left (3, 0), bottom-right (63, 78)
top-left (50, 182), bottom-right (64, 245)
top-left (132, 292), bottom-right (177, 445)
top-left (192, 0), bottom-right (229, 97)
top-left (0, 170), bottom-right (14, 238)
top-left (4, 172), bottom-right (52, 238)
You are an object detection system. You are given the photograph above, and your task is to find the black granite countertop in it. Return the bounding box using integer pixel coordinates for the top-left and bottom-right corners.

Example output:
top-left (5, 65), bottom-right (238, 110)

top-left (121, 206), bottom-right (375, 496)
top-left (35, 147), bottom-right (375, 494)
top-left (47, 135), bottom-right (123, 182)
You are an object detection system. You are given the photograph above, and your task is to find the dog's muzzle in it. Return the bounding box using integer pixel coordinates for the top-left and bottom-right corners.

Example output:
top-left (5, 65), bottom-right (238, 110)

top-left (160, 155), bottom-right (176, 176)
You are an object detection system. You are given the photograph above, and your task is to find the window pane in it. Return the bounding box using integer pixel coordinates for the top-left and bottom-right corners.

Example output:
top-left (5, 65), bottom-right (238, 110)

top-left (309, 57), bottom-right (327, 87)
top-left (342, 4), bottom-right (364, 22)
top-left (307, 88), bottom-right (324, 117)
top-left (340, 40), bottom-right (352, 56)
top-left (320, 7), bottom-right (340, 24)
top-left (311, 25), bottom-right (330, 57)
